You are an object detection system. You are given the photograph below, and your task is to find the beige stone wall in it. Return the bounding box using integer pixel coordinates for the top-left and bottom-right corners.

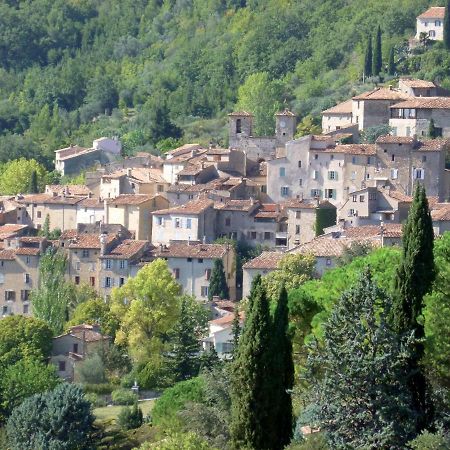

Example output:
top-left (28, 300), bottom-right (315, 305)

top-left (321, 113), bottom-right (352, 133)
top-left (286, 208), bottom-right (316, 248)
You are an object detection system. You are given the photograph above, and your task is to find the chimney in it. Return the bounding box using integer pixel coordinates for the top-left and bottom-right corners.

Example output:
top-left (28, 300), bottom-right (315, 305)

top-left (203, 235), bottom-right (206, 244)
top-left (388, 84), bottom-right (393, 90)
top-left (99, 232), bottom-right (107, 256)
top-left (159, 243), bottom-right (163, 253)
top-left (88, 192), bottom-right (92, 199)
top-left (103, 199), bottom-right (109, 224)
top-left (127, 168), bottom-right (132, 177)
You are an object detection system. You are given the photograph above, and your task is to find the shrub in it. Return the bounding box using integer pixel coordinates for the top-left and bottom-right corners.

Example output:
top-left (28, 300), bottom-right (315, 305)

top-left (75, 352), bottom-right (106, 384)
top-left (83, 383), bottom-right (115, 395)
top-left (117, 403), bottom-right (143, 430)
top-left (84, 392), bottom-right (106, 408)
top-left (111, 388), bottom-right (138, 405)
top-left (139, 432), bottom-right (215, 449)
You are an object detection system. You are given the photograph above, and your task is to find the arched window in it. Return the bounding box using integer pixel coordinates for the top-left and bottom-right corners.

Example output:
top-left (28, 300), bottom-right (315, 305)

top-left (236, 118), bottom-right (242, 134)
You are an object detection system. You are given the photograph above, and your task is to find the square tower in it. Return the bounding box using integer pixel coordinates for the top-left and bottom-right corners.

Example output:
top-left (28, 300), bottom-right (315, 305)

top-left (275, 109), bottom-right (297, 144)
top-left (228, 111), bottom-right (253, 147)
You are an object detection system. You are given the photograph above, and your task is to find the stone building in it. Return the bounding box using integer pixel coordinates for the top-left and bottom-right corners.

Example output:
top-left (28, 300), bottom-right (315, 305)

top-left (416, 7), bottom-right (445, 41)
top-left (321, 99), bottom-right (353, 132)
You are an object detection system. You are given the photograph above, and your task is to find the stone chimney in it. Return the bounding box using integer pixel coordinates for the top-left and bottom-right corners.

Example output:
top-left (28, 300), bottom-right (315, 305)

top-left (99, 232), bottom-right (107, 256)
top-left (127, 168), bottom-right (132, 177)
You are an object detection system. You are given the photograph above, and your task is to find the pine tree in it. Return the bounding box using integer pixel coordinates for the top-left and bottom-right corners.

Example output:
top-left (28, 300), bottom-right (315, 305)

top-left (444, 3), bottom-right (450, 50)
top-left (364, 35), bottom-right (373, 78)
top-left (307, 269), bottom-right (415, 449)
top-left (208, 259), bottom-right (229, 301)
top-left (390, 184), bottom-right (435, 432)
top-left (373, 25), bottom-right (382, 76)
top-left (270, 286), bottom-right (294, 449)
top-left (388, 47), bottom-right (396, 76)
top-left (28, 170), bottom-right (38, 194)
top-left (170, 296), bottom-right (202, 381)
top-left (230, 282), bottom-right (272, 450)
top-left (428, 118), bottom-right (438, 138)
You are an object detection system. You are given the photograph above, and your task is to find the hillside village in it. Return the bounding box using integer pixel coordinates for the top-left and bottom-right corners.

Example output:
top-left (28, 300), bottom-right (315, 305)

top-left (1, 3), bottom-right (450, 449)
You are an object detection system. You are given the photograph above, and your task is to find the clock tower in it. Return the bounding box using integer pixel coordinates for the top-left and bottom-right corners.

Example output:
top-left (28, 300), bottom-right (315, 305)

top-left (275, 109), bottom-right (297, 144)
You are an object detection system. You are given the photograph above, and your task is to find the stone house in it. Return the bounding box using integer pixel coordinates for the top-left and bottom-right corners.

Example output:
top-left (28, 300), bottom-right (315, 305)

top-left (0, 237), bottom-right (49, 317)
top-left (416, 7), bottom-right (445, 41)
top-left (105, 194), bottom-right (169, 241)
top-left (389, 97), bottom-right (450, 138)
top-left (162, 148), bottom-right (209, 184)
top-left (51, 324), bottom-right (111, 382)
top-left (149, 242), bottom-right (236, 301)
top-left (431, 203), bottom-right (450, 235)
top-left (398, 78), bottom-right (443, 98)
top-left (151, 198), bottom-right (216, 245)
top-left (76, 197), bottom-right (105, 225)
top-left (321, 99), bottom-right (353, 132)
top-left (45, 185), bottom-right (93, 198)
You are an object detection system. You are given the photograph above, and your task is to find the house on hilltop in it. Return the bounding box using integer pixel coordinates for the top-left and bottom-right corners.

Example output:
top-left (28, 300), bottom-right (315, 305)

top-left (416, 7), bottom-right (445, 42)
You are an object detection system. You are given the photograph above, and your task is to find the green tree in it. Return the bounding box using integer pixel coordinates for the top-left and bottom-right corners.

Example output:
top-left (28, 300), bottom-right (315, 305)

top-left (6, 383), bottom-right (94, 450)
top-left (39, 214), bottom-right (50, 238)
top-left (236, 72), bottom-right (284, 136)
top-left (295, 115), bottom-right (321, 137)
top-left (28, 169), bottom-right (38, 193)
top-left (139, 432), bottom-right (216, 450)
top-left (231, 303), bottom-right (241, 359)
top-left (390, 185), bottom-right (435, 433)
top-left (117, 402), bottom-right (143, 430)
top-left (75, 352), bottom-right (106, 384)
top-left (31, 248), bottom-right (73, 335)
top-left (0, 158), bottom-right (47, 195)
top-left (364, 35), bottom-right (373, 78)
top-left (408, 429), bottom-right (450, 449)
top-left (444, 3), bottom-right (450, 50)
top-left (372, 25), bottom-right (382, 76)
top-left (230, 279), bottom-right (272, 450)
top-left (111, 259), bottom-right (181, 363)
top-left (208, 259), bottom-right (229, 301)
top-left (270, 286), bottom-right (294, 449)
top-left (388, 46), bottom-right (396, 76)
top-left (428, 118), bottom-right (438, 139)
top-left (307, 269), bottom-right (415, 449)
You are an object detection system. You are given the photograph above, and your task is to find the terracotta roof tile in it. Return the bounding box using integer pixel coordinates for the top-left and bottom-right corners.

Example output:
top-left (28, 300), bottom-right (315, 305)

top-left (418, 7), bottom-right (445, 19)
top-left (78, 198), bottom-right (103, 208)
top-left (215, 199), bottom-right (258, 212)
top-left (415, 139), bottom-right (449, 152)
top-left (242, 251), bottom-right (284, 270)
top-left (46, 185), bottom-right (92, 196)
top-left (322, 99), bottom-right (353, 115)
top-left (399, 78), bottom-right (436, 88)
top-left (15, 247), bottom-right (41, 256)
top-left (210, 311), bottom-right (244, 326)
top-left (376, 135), bottom-right (416, 144)
top-left (391, 97), bottom-right (450, 109)
top-left (291, 237), bottom-right (350, 257)
top-left (227, 111), bottom-right (253, 117)
top-left (107, 194), bottom-right (155, 205)
top-left (432, 203), bottom-right (450, 221)
top-left (0, 249), bottom-right (16, 260)
top-left (387, 190), bottom-right (413, 203)
top-left (68, 233), bottom-right (116, 249)
top-left (17, 194), bottom-right (83, 206)
top-left (329, 144), bottom-right (377, 155)
top-left (353, 87), bottom-right (411, 101)
top-left (153, 242), bottom-right (229, 259)
top-left (275, 109), bottom-right (296, 117)
top-left (102, 240), bottom-right (148, 259)
top-left (155, 199), bottom-right (214, 215)
top-left (0, 224), bottom-right (28, 239)
top-left (55, 145), bottom-right (91, 159)
top-left (166, 143), bottom-right (203, 156)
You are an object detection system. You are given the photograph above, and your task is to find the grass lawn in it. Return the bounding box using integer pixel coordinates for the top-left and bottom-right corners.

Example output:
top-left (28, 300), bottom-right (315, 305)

top-left (94, 399), bottom-right (155, 422)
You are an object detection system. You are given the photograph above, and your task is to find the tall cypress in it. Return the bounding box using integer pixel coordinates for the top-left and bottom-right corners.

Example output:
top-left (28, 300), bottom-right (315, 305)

top-left (373, 25), bottom-right (382, 76)
top-left (444, 3), bottom-right (450, 50)
top-left (390, 184), bottom-right (435, 432)
top-left (208, 259), bottom-right (229, 301)
top-left (270, 286), bottom-right (294, 449)
top-left (364, 35), bottom-right (373, 78)
top-left (428, 118), bottom-right (438, 138)
top-left (231, 303), bottom-right (241, 359)
top-left (230, 282), bottom-right (272, 450)
top-left (28, 170), bottom-right (38, 194)
top-left (388, 47), bottom-right (396, 76)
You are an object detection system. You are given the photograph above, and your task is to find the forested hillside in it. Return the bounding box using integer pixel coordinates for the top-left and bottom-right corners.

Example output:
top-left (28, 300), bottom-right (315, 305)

top-left (0, 0), bottom-right (444, 169)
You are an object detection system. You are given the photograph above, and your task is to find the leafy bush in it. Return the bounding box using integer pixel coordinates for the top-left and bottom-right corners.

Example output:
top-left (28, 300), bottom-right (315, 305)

top-left (139, 432), bottom-right (215, 450)
top-left (117, 403), bottom-right (143, 430)
top-left (84, 392), bottom-right (106, 408)
top-left (407, 429), bottom-right (450, 449)
top-left (83, 383), bottom-right (116, 395)
top-left (111, 388), bottom-right (138, 406)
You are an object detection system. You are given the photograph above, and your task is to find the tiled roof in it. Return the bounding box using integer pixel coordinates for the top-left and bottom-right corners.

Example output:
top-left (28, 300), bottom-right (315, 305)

top-left (153, 242), bottom-right (229, 259)
top-left (60, 230), bottom-right (78, 240)
top-left (166, 143), bottom-right (203, 156)
top-left (177, 164), bottom-right (205, 176)
top-left (254, 203), bottom-right (280, 219)
top-left (387, 190), bottom-right (413, 203)
top-left (399, 78), bottom-right (436, 88)
top-left (102, 168), bottom-right (166, 183)
top-left (55, 145), bottom-right (91, 159)
top-left (282, 199), bottom-right (316, 209)
top-left (46, 185), bottom-right (92, 196)
top-left (102, 240), bottom-right (148, 259)
top-left (66, 324), bottom-right (110, 342)
top-left (228, 111), bottom-right (253, 116)
top-left (432, 203), bottom-right (450, 221)
top-left (322, 99), bottom-right (353, 115)
top-left (68, 233), bottom-right (116, 249)
top-left (391, 97), bottom-right (450, 109)
top-left (15, 247), bottom-right (41, 256)
top-left (415, 139), bottom-right (448, 152)
top-left (330, 144), bottom-right (377, 155)
top-left (19, 236), bottom-right (45, 244)
top-left (418, 6), bottom-right (445, 19)
top-left (78, 197), bottom-right (103, 208)
top-left (207, 148), bottom-right (231, 155)
top-left (376, 135), bottom-right (416, 144)
top-left (291, 237), bottom-right (350, 257)
top-left (0, 224), bottom-right (28, 239)
top-left (215, 199), bottom-right (258, 212)
top-left (163, 150), bottom-right (208, 165)
top-left (242, 251), bottom-right (284, 270)
top-left (343, 224), bottom-right (403, 239)
top-left (17, 194), bottom-right (83, 206)
top-left (353, 87), bottom-right (410, 101)
top-left (210, 311), bottom-right (245, 326)
top-left (107, 194), bottom-right (155, 205)
top-left (0, 249), bottom-right (16, 260)
top-left (155, 199), bottom-right (214, 215)
top-left (275, 109), bottom-right (296, 117)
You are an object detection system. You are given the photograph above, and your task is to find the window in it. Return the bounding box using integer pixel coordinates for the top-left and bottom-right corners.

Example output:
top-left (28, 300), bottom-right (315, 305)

top-left (157, 217), bottom-right (164, 226)
top-left (119, 277), bottom-right (125, 286)
top-left (75, 276), bottom-right (80, 285)
top-left (2, 305), bottom-right (7, 315)
top-left (0, 274), bottom-right (4, 284)
top-left (391, 154), bottom-right (395, 162)
top-left (352, 195), bottom-right (357, 202)
top-left (187, 257), bottom-right (192, 262)
top-left (198, 258), bottom-right (203, 263)
top-left (264, 232), bottom-right (271, 240)
top-left (414, 168), bottom-right (425, 180)
top-left (58, 361), bottom-right (66, 372)
top-left (157, 184), bottom-right (164, 192)
top-left (173, 268), bottom-right (180, 279)
top-left (298, 161), bottom-right (302, 168)
top-left (175, 218), bottom-right (181, 228)
top-left (429, 30), bottom-right (436, 37)
top-left (73, 343), bottom-right (79, 353)
top-left (24, 273), bottom-right (30, 284)
top-left (310, 189), bottom-right (321, 198)
top-left (205, 269), bottom-right (211, 280)
top-left (82, 250), bottom-right (90, 258)
top-left (295, 225), bottom-right (300, 235)
top-left (225, 217), bottom-right (231, 226)
top-left (422, 155), bottom-right (427, 163)
top-left (369, 192), bottom-right (377, 201)
top-left (367, 157), bottom-right (372, 165)
top-left (23, 304), bottom-right (29, 314)
top-left (106, 259), bottom-right (112, 269)
top-left (352, 156), bottom-right (357, 164)
top-left (312, 170), bottom-right (318, 180)
top-left (295, 211), bottom-right (301, 219)
top-left (330, 154), bottom-right (334, 160)
top-left (314, 154), bottom-right (318, 160)
top-left (436, 20), bottom-right (441, 26)
top-left (349, 208), bottom-right (357, 217)
top-left (351, 171), bottom-right (356, 181)
top-left (391, 168), bottom-right (399, 179)
top-left (105, 277), bottom-right (112, 288)
top-left (299, 178), bottom-right (303, 187)
top-left (75, 261), bottom-right (81, 270)
top-left (250, 231), bottom-right (257, 240)
top-left (366, 173), bottom-right (370, 179)
top-left (37, 211), bottom-right (42, 219)
top-left (5, 291), bottom-right (15, 301)
top-left (326, 258), bottom-right (332, 266)
top-left (359, 195), bottom-right (365, 202)
top-left (328, 171), bottom-right (337, 180)
top-left (279, 167), bottom-right (286, 177)
top-left (21, 290), bottom-right (30, 301)
top-left (201, 286), bottom-right (209, 297)
top-left (325, 189), bottom-right (336, 199)
top-left (188, 194), bottom-right (194, 200)
top-left (186, 218), bottom-right (192, 229)
top-left (236, 118), bottom-right (242, 134)
top-left (281, 186), bottom-right (289, 197)
top-left (90, 277), bottom-right (95, 287)
top-left (119, 260), bottom-right (127, 269)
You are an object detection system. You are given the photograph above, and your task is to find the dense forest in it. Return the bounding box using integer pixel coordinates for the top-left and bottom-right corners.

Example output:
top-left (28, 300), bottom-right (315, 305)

top-left (0, 0), bottom-right (446, 171)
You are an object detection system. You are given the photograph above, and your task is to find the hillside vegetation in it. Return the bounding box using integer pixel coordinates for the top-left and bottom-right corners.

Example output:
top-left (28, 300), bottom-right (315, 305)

top-left (0, 0), bottom-right (445, 168)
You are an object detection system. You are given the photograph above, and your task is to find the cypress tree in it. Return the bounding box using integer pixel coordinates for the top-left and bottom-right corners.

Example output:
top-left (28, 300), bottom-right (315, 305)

top-left (388, 47), bottom-right (396, 76)
top-left (230, 282), bottom-right (272, 450)
top-left (231, 303), bottom-right (241, 359)
top-left (428, 118), bottom-right (438, 138)
top-left (444, 3), bottom-right (450, 50)
top-left (208, 259), bottom-right (229, 301)
top-left (28, 170), bottom-right (38, 194)
top-left (270, 286), bottom-right (294, 449)
top-left (373, 25), bottom-right (382, 76)
top-left (390, 184), bottom-right (435, 432)
top-left (364, 35), bottom-right (373, 78)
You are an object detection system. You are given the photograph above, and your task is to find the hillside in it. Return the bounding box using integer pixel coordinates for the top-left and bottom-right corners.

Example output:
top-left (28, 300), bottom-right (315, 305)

top-left (0, 0), bottom-right (444, 169)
